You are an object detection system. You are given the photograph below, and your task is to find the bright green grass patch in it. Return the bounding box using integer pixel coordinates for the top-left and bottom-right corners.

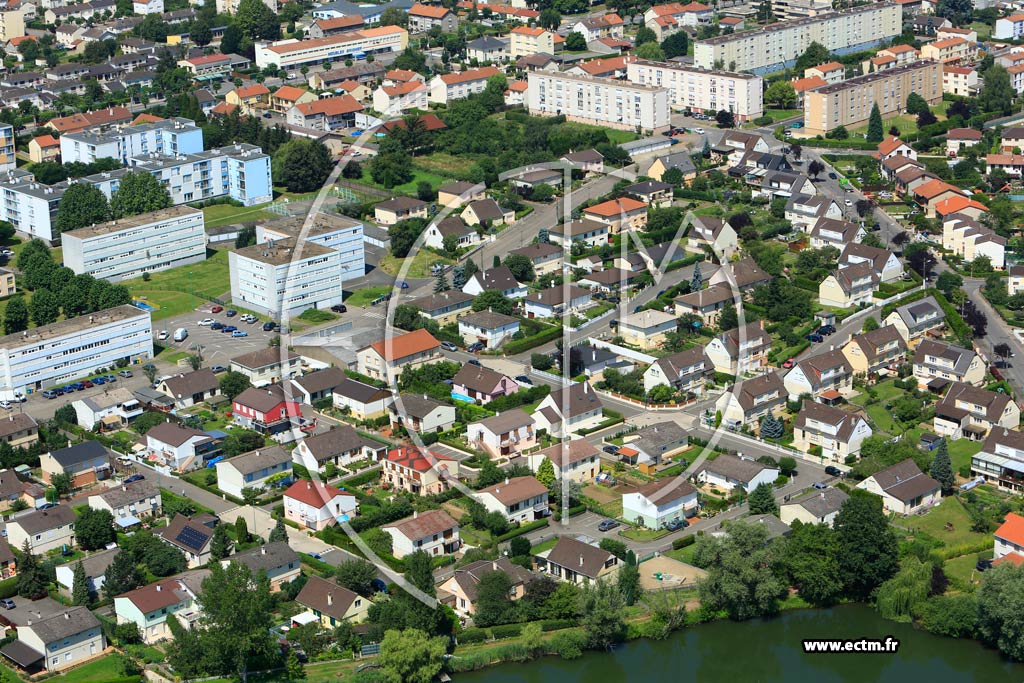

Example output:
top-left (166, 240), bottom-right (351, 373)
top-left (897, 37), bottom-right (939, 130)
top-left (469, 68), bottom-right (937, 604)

top-left (63, 655), bottom-right (135, 682)
top-left (298, 309), bottom-right (337, 323)
top-left (361, 166), bottom-right (451, 196)
top-left (346, 285), bottom-right (392, 308)
top-left (122, 250), bottom-right (231, 321)
top-left (201, 202), bottom-right (277, 228)
top-left (378, 250), bottom-right (454, 279)
top-left (865, 404), bottom-right (900, 435)
top-left (947, 439), bottom-right (983, 474)
top-left (903, 497), bottom-right (991, 548)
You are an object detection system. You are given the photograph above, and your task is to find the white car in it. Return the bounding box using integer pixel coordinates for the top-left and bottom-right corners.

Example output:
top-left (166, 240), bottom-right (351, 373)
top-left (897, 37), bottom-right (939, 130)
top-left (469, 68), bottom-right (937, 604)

top-left (0, 401), bottom-right (11, 410)
top-left (198, 318), bottom-right (215, 326)
top-left (844, 199), bottom-right (852, 206)
top-left (157, 330), bottom-right (169, 340)
top-left (693, 127), bottom-right (705, 135)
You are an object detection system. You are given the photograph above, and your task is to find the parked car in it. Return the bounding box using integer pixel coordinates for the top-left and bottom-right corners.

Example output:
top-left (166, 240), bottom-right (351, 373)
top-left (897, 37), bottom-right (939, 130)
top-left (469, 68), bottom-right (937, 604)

top-left (440, 341), bottom-right (458, 352)
top-left (467, 341), bottom-right (485, 352)
top-left (102, 375), bottom-right (116, 383)
top-left (118, 370), bottom-right (133, 378)
top-left (812, 482), bottom-right (828, 490)
top-left (782, 358), bottom-right (795, 369)
top-left (221, 325), bottom-right (237, 333)
top-left (124, 474), bottom-right (145, 484)
top-left (597, 520), bottom-right (620, 532)
top-left (158, 330), bottom-right (169, 340)
top-left (828, 172), bottom-right (837, 180)
top-left (818, 324), bottom-right (836, 335)
top-left (468, 359), bottom-right (482, 367)
top-left (807, 333), bottom-right (824, 343)
top-left (263, 322), bottom-right (275, 331)
top-left (82, 380), bottom-right (94, 388)
top-left (0, 401), bottom-right (11, 410)
top-left (211, 306), bottom-right (223, 313)
top-left (693, 127), bottom-right (705, 135)
top-left (211, 322), bottom-right (224, 330)
top-left (824, 465), bottom-right (843, 478)
top-left (663, 518), bottom-right (688, 532)
top-left (225, 309), bottom-right (237, 317)
top-left (93, 377), bottom-right (106, 386)
top-left (515, 375), bottom-right (533, 385)
top-left (42, 389), bottom-right (58, 399)
top-left (0, 599), bottom-right (14, 610)
top-left (231, 330), bottom-right (248, 337)
top-left (198, 318), bottom-right (215, 326)
top-left (330, 304), bottom-right (347, 313)
top-left (211, 365), bottom-right (227, 373)
top-left (602, 445), bottom-right (619, 455)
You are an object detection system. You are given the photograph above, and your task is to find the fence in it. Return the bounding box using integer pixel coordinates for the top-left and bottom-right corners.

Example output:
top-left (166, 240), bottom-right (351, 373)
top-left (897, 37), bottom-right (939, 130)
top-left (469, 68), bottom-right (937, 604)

top-left (593, 388), bottom-right (697, 412)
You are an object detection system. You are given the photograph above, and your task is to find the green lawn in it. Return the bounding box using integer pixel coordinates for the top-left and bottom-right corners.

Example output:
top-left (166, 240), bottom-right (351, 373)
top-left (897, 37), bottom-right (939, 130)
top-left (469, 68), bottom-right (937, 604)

top-left (378, 250), bottom-right (454, 279)
top-left (360, 165), bottom-right (451, 196)
top-left (665, 542), bottom-right (698, 565)
top-left (346, 285), bottom-right (391, 308)
top-left (948, 439), bottom-right (983, 475)
top-left (122, 249), bottom-right (231, 321)
top-left (850, 114), bottom-right (918, 138)
top-left (202, 202), bottom-right (277, 228)
top-left (64, 655), bottom-right (132, 682)
top-left (298, 309), bottom-right (337, 324)
top-left (903, 498), bottom-right (990, 548)
top-left (969, 21), bottom-right (992, 39)
top-left (944, 551), bottom-right (989, 590)
top-left (850, 379), bottom-right (907, 407)
top-left (865, 404), bottom-right (901, 435)
top-left (602, 129), bottom-right (640, 144)
top-left (621, 527), bottom-right (668, 541)
top-left (531, 537), bottom-right (558, 554)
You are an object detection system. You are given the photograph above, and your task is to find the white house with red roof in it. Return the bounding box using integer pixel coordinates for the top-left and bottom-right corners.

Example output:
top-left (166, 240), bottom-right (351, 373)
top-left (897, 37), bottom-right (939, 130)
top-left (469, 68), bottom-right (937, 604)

top-left (643, 2), bottom-right (711, 39)
top-left (876, 136), bottom-right (916, 163)
top-left (382, 509), bottom-right (461, 558)
top-left (372, 80), bottom-right (428, 116)
top-left (428, 66), bottom-right (500, 105)
top-left (381, 447), bottom-right (459, 496)
top-left (356, 328), bottom-right (442, 383)
top-left (946, 127), bottom-right (983, 158)
top-left (283, 480), bottom-right (357, 530)
top-left (286, 94), bottom-right (363, 130)
top-left (570, 13), bottom-right (625, 43)
top-left (994, 512), bottom-right (1024, 565)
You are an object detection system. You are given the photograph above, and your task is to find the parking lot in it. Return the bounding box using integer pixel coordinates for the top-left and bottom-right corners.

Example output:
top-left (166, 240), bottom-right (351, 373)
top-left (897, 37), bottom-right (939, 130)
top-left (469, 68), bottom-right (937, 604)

top-left (154, 303), bottom-right (280, 367)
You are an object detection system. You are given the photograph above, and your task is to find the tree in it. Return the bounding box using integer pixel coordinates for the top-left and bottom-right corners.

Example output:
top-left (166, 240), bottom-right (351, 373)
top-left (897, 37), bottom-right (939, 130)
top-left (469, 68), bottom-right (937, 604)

top-left (503, 253), bottom-right (535, 282)
top-left (388, 218), bottom-right (427, 258)
top-left (876, 556), bottom-right (932, 622)
top-left (3, 295), bottom-right (27, 335)
top-left (930, 439), bottom-right (955, 493)
top-left (531, 353), bottom-right (553, 371)
top-left (618, 559), bottom-right (641, 606)
top-left (104, 548), bottom-right (144, 599)
top-left (286, 650), bottom-right (305, 680)
top-left (578, 579), bottom-right (626, 648)
top-left (834, 490), bottom-right (899, 600)
top-left (273, 139), bottom-right (332, 193)
top-left (758, 0), bottom-right (773, 22)
top-left (17, 542), bottom-right (48, 599)
top-left (807, 160), bottom-right (825, 179)
top-left (979, 65), bottom-right (1014, 116)
top-left (760, 413), bottom-right (783, 440)
top-left (635, 26), bottom-right (657, 47)
top-left (691, 262), bottom-right (702, 292)
top-left (433, 271), bottom-right (449, 293)
top-left (716, 110), bottom-right (735, 128)
top-left (747, 482), bottom-right (778, 515)
top-left (219, 371), bottom-right (251, 400)
top-left (269, 517), bottom-right (287, 543)
top-left (536, 457), bottom-right (555, 488)
top-left (866, 103), bottom-right (884, 143)
top-left (110, 171), bottom-right (172, 218)
top-left (764, 81), bottom-right (797, 109)
top-left (379, 7), bottom-right (408, 27)
top-left (75, 508), bottom-right (116, 551)
top-left (471, 290), bottom-right (514, 315)
top-left (404, 550), bottom-right (434, 596)
top-left (782, 522), bottom-right (842, 606)
top-left (826, 125), bottom-right (849, 140)
top-left (473, 570), bottom-right (515, 627)
top-left (209, 524), bottom-right (232, 561)
top-left (906, 92), bottom-right (930, 116)
top-left (661, 31), bottom-right (689, 59)
top-left (234, 516), bottom-right (250, 544)
top-left (936, 0), bottom-right (974, 24)
top-left (917, 110), bottom-right (937, 128)
top-left (377, 629), bottom-right (447, 683)
top-left (54, 404), bottom-right (77, 425)
top-left (935, 270), bottom-right (963, 297)
top-left (51, 471), bottom-right (73, 497)
top-left (29, 288), bottom-right (60, 327)
top-left (995, 342), bottom-right (1013, 368)
top-left (920, 594), bottom-right (978, 638)
top-left (508, 536), bottom-right (531, 560)
top-left (55, 183), bottom-right (111, 233)
top-left (539, 7), bottom-right (561, 28)
top-left (693, 522), bottom-right (787, 620)
top-left (72, 560), bottom-right (90, 605)
top-left (221, 24), bottom-right (242, 54)
top-left (565, 31), bottom-right (586, 51)
top-left (795, 42), bottom-right (832, 72)
top-left (235, 0), bottom-right (281, 39)
top-left (336, 559), bottom-right (377, 596)
top-left (191, 16), bottom-right (212, 46)
top-left (636, 42), bottom-right (665, 61)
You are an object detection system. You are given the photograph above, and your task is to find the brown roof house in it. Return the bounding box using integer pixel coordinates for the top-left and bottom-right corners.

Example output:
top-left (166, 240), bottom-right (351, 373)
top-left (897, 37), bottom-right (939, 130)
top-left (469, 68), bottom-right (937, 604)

top-left (856, 459), bottom-right (941, 515)
top-left (622, 476), bottom-right (699, 529)
top-left (330, 378), bottom-right (394, 420)
top-left (389, 393), bottom-right (456, 435)
top-left (934, 382), bottom-right (1021, 441)
top-left (841, 325), bottom-right (907, 376)
top-left (291, 425), bottom-right (386, 473)
top-left (87, 480), bottom-right (161, 525)
top-left (695, 453), bottom-right (779, 493)
top-left (113, 571), bottom-right (207, 644)
top-left (527, 439), bottom-right (600, 484)
top-left (703, 321), bottom-right (772, 376)
top-left (467, 409), bottom-right (536, 459)
top-left (476, 475), bottom-right (549, 524)
top-left (0, 413), bottom-right (38, 451)
top-left (714, 371), bottom-right (786, 430)
top-left (382, 508), bottom-right (461, 559)
top-left (229, 348), bottom-right (301, 387)
top-left (439, 557), bottom-right (535, 617)
top-left (452, 364), bottom-right (520, 405)
top-left (288, 366), bottom-right (346, 405)
top-left (536, 536), bottom-right (619, 585)
top-left (296, 575), bottom-right (370, 628)
top-left (792, 401), bottom-right (872, 462)
top-left (783, 349), bottom-right (854, 401)
top-left (157, 369), bottom-right (220, 409)
top-left (158, 513), bottom-right (220, 568)
top-left (531, 382), bottom-right (604, 438)
top-left (912, 339), bottom-right (985, 390)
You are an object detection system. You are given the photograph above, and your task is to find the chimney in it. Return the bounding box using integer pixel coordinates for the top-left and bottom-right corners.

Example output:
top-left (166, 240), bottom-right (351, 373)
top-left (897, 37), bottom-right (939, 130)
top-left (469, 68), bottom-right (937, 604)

top-left (64, 612), bottom-right (70, 620)
top-left (306, 481), bottom-right (311, 490)
top-left (583, 383), bottom-right (589, 394)
top-left (155, 584), bottom-right (162, 592)
top-left (327, 592), bottom-right (333, 606)
top-left (579, 555), bottom-right (584, 567)
top-left (261, 546), bottom-right (266, 555)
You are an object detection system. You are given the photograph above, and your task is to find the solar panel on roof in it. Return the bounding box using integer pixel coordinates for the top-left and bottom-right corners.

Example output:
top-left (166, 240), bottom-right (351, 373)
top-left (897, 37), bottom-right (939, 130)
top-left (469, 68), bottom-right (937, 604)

top-left (175, 526), bottom-right (210, 551)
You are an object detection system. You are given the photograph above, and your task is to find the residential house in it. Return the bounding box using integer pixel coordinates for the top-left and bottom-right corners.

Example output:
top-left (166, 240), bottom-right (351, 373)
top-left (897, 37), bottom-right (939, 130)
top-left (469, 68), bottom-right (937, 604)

top-left (921, 36), bottom-right (972, 63)
top-left (216, 445), bottom-right (292, 498)
top-left (709, 256), bottom-right (771, 294)
top-left (805, 61), bottom-right (845, 84)
top-left (0, 469), bottom-right (28, 512)
top-left (331, 378), bottom-right (393, 420)
top-left (283, 480), bottom-right (357, 530)
top-left (225, 84), bottom-right (269, 114)
top-left (783, 350), bottom-right (854, 401)
top-left (942, 212), bottom-right (1005, 270)
top-left (477, 475), bottom-right (549, 524)
top-left (292, 424), bottom-right (385, 472)
top-left (270, 85), bottom-right (317, 113)
top-left (389, 393), bottom-right (456, 434)
top-left (382, 508), bottom-right (460, 558)
top-left (144, 422), bottom-right (218, 472)
top-left (381, 447), bottom-right (458, 496)
top-left (407, 290), bottom-right (475, 325)
top-left (880, 154), bottom-right (923, 181)
top-left (536, 536), bottom-right (619, 585)
top-left (55, 548), bottom-right (118, 597)
top-left (230, 348), bottom-right (301, 387)
top-left (946, 127), bottom-right (983, 157)
top-left (156, 369), bottom-right (220, 409)
top-left (523, 285), bottom-right (592, 320)
top-left (715, 371), bottom-right (786, 430)
top-left (286, 95), bottom-right (363, 131)
top-left (621, 420), bottom-right (690, 472)
top-left (508, 168), bottom-right (562, 195)
top-left (792, 401), bottom-right (872, 461)
top-left (428, 66), bottom-right (497, 105)
top-left (87, 480), bottom-right (161, 524)
top-left (779, 487), bottom-right (850, 527)
top-left (466, 35), bottom-right (508, 63)
top-left (647, 150), bottom-right (697, 184)
top-left (673, 283), bottom-right (735, 327)
top-left (531, 382), bottom-right (604, 438)
top-left (15, 607), bottom-right (104, 671)
top-left (785, 194), bottom-right (843, 230)
top-left (288, 366), bottom-right (346, 405)
top-left (877, 135), bottom-right (916, 161)
top-left (526, 440), bottom-right (600, 485)
top-left (231, 385), bottom-right (302, 435)
top-left (28, 135), bottom-right (60, 164)
top-left (883, 296), bottom-right (946, 347)
top-left (439, 557), bottom-right (533, 617)
top-left (408, 2), bottom-right (457, 32)
top-left (643, 346), bottom-right (712, 395)
top-left (548, 218), bottom-right (608, 247)
top-left (704, 321), bottom-right (772, 375)
top-left (510, 243), bottom-right (563, 277)
top-left (113, 572), bottom-right (205, 643)
top-left (934, 382), bottom-right (1021, 441)
top-left (458, 310), bottom-right (520, 349)
top-left (307, 15), bottom-right (364, 38)
top-left (561, 149), bottom-right (605, 176)
top-left (452, 364), bottom-right (519, 405)
top-left (40, 441), bottom-right (108, 488)
top-left (838, 242), bottom-right (904, 282)
top-left (696, 453), bottom-right (779, 493)
top-left (372, 80), bottom-right (428, 115)
top-left (509, 25), bottom-right (554, 58)
top-left (688, 215), bottom-right (738, 260)
top-left (6, 506), bottom-right (76, 554)
top-left (856, 459), bottom-right (941, 514)
top-left (818, 263), bottom-right (879, 308)
top-left (229, 542), bottom-right (301, 591)
top-left (296, 575), bottom-right (369, 627)
top-left (462, 265), bottom-right (528, 299)
top-left (422, 216), bottom-right (480, 251)
top-left (912, 339), bottom-right (985, 389)
top-left (582, 197), bottom-right (648, 234)
top-left (356, 328), bottom-right (442, 383)
top-left (159, 513), bottom-right (219, 568)
top-left (623, 476), bottom-right (699, 529)
top-left (973, 428), bottom-right (1024, 493)
top-left (618, 309), bottom-right (677, 350)
top-left (994, 512), bottom-right (1024, 564)
top-left (841, 325), bottom-right (907, 376)
top-left (913, 178), bottom-right (969, 217)
top-left (1011, 265), bottom-right (1024, 296)
top-left (809, 218), bottom-right (865, 250)
top-left (437, 181), bottom-right (485, 209)
top-left (374, 196), bottom-right (428, 226)
top-left (624, 180), bottom-right (673, 208)
top-left (571, 13), bottom-right (625, 42)
top-left (644, 1), bottom-right (712, 39)
top-left (570, 346), bottom-right (632, 381)
top-left (467, 409), bottom-right (536, 458)
top-left (0, 414), bottom-right (38, 451)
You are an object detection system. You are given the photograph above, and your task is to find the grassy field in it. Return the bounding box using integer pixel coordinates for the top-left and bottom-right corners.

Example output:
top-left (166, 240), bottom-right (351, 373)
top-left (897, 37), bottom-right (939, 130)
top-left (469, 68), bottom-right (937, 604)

top-left (202, 202), bottom-right (277, 228)
top-left (666, 542), bottom-right (698, 564)
top-left (298, 309), bottom-right (337, 324)
top-left (970, 21), bottom-right (992, 39)
top-left (65, 655), bottom-right (129, 682)
top-left (865, 404), bottom-right (901, 435)
top-left (414, 152), bottom-right (477, 178)
top-left (603, 128), bottom-right (639, 144)
top-left (948, 439), bottom-right (983, 474)
top-left (360, 165), bottom-right (451, 196)
top-left (378, 250), bottom-right (453, 279)
top-left (122, 249), bottom-right (231, 321)
top-left (346, 285), bottom-right (391, 308)
top-left (903, 497), bottom-right (989, 548)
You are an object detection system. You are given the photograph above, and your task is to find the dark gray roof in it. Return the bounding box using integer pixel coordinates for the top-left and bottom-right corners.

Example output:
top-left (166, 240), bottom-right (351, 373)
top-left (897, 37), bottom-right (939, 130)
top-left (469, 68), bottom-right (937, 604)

top-left (451, 557), bottom-right (534, 602)
top-left (453, 364), bottom-right (513, 394)
top-left (793, 402), bottom-right (864, 441)
top-left (473, 408), bottom-right (533, 434)
top-left (547, 382), bottom-right (603, 419)
top-left (0, 414), bottom-right (36, 439)
top-left (161, 369), bottom-right (219, 400)
top-left (23, 607), bottom-right (99, 644)
top-left (48, 441), bottom-right (107, 469)
top-left (467, 265), bottom-right (521, 293)
top-left (11, 506), bottom-right (76, 534)
top-left (459, 310), bottom-right (519, 330)
top-left (291, 367), bottom-right (346, 396)
top-left (629, 475), bottom-right (696, 506)
top-left (229, 541), bottom-right (299, 573)
top-left (629, 421), bottom-right (690, 456)
top-left (785, 487), bottom-right (849, 518)
top-left (221, 445), bottom-right (291, 476)
top-left (300, 426), bottom-right (367, 462)
top-left (332, 377), bottom-right (392, 404)
top-left (395, 393), bottom-right (449, 420)
top-left (467, 35), bottom-right (507, 50)
top-left (868, 459), bottom-right (941, 503)
top-left (545, 537), bottom-right (613, 579)
top-left (94, 480), bottom-right (159, 509)
top-left (702, 454), bottom-right (774, 484)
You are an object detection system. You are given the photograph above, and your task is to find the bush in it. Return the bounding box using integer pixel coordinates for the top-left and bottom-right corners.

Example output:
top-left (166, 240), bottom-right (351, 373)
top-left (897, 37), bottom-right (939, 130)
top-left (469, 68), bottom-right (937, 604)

top-left (489, 623), bottom-right (524, 640)
top-left (494, 518), bottom-right (549, 543)
top-left (540, 618), bottom-right (576, 631)
top-left (550, 630), bottom-right (587, 659)
top-left (672, 535), bottom-right (696, 550)
top-left (459, 628), bottom-right (488, 644)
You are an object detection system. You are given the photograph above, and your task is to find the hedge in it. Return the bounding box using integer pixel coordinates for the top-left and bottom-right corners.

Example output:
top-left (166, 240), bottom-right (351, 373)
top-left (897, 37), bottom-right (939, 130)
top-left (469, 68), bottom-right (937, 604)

top-left (495, 518), bottom-right (549, 543)
top-left (301, 555), bottom-right (339, 577)
top-left (672, 535), bottom-right (696, 550)
top-left (673, 188), bottom-right (718, 202)
top-left (0, 576), bottom-right (16, 600)
top-left (458, 628), bottom-right (488, 644)
top-left (567, 503), bottom-right (587, 517)
top-left (489, 623), bottom-right (524, 640)
top-left (792, 276), bottom-right (820, 293)
top-left (880, 288), bottom-right (971, 345)
top-left (665, 253), bottom-right (705, 272)
top-left (540, 618), bottom-right (576, 631)
top-left (503, 325), bottom-right (563, 355)
top-left (343, 468), bottom-right (382, 488)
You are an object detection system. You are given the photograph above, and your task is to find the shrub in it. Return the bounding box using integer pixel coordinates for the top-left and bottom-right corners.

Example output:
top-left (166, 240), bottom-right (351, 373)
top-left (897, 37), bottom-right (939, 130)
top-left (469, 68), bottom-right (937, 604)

top-left (540, 618), bottom-right (575, 631)
top-left (672, 535), bottom-right (696, 550)
top-left (459, 628), bottom-right (488, 644)
top-left (489, 623), bottom-right (524, 640)
top-left (550, 630), bottom-right (587, 659)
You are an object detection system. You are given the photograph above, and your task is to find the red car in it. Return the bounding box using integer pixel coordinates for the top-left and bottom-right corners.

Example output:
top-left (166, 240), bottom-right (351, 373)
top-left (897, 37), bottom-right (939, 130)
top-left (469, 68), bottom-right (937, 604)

top-left (211, 305), bottom-right (223, 313)
top-left (782, 358), bottom-right (795, 369)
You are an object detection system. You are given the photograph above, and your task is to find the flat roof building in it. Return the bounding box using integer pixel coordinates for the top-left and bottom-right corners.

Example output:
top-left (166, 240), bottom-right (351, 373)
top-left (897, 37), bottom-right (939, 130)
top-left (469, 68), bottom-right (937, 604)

top-left (527, 70), bottom-right (670, 132)
top-left (626, 59), bottom-right (763, 122)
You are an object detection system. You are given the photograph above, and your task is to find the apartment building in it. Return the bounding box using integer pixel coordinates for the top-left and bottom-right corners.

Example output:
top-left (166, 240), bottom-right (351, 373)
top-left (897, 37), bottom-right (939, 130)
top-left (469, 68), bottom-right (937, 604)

top-left (286, 94), bottom-right (363, 131)
top-left (428, 66), bottom-right (500, 105)
top-left (0, 305), bottom-right (151, 400)
top-left (62, 207), bottom-right (205, 282)
top-left (0, 6), bottom-right (24, 43)
top-left (693, 3), bottom-right (902, 74)
top-left (772, 0), bottom-right (831, 21)
top-left (255, 26), bottom-right (409, 69)
top-left (0, 124), bottom-right (13, 174)
top-left (230, 238), bottom-right (343, 318)
top-left (407, 3), bottom-right (457, 32)
top-left (372, 80), bottom-right (428, 115)
top-left (526, 71), bottom-right (670, 132)
top-left (943, 65), bottom-right (978, 96)
top-left (59, 117), bottom-right (203, 165)
top-left (995, 13), bottom-right (1024, 40)
top-left (921, 37), bottom-right (972, 64)
top-left (803, 60), bottom-right (942, 136)
top-left (510, 26), bottom-right (554, 58)
top-left (625, 60), bottom-right (763, 122)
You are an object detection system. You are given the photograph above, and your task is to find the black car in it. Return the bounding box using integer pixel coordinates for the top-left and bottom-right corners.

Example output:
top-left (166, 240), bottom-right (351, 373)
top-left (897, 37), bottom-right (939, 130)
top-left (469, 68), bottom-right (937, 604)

top-left (597, 520), bottom-right (619, 532)
top-left (331, 304), bottom-right (347, 313)
top-left (818, 324), bottom-right (836, 336)
top-left (828, 172), bottom-right (838, 180)
top-left (124, 474), bottom-right (145, 484)
top-left (977, 559), bottom-right (994, 572)
top-left (467, 341), bottom-right (485, 352)
top-left (602, 445), bottom-right (619, 454)
top-left (663, 518), bottom-right (688, 532)
top-left (514, 375), bottom-right (533, 385)
top-left (812, 482), bottom-right (828, 490)
top-left (468, 359), bottom-right (482, 367)
top-left (807, 333), bottom-right (824, 343)
top-left (263, 322), bottom-right (275, 331)
top-left (824, 465), bottom-right (842, 478)
top-left (211, 322), bottom-right (224, 330)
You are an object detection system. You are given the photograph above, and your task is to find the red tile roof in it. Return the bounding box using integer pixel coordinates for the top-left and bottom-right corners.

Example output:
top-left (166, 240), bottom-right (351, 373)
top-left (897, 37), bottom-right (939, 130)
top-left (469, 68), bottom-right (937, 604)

top-left (234, 84), bottom-right (270, 99)
top-left (585, 197), bottom-right (647, 217)
top-left (273, 85), bottom-right (308, 101)
top-left (283, 480), bottom-right (349, 509)
top-left (439, 66), bottom-right (500, 85)
top-left (409, 2), bottom-right (452, 18)
top-left (996, 512), bottom-right (1024, 547)
top-left (32, 134), bottom-right (59, 148)
top-left (293, 94), bottom-right (363, 116)
top-left (367, 328), bottom-right (439, 361)
top-left (385, 447), bottom-right (451, 472)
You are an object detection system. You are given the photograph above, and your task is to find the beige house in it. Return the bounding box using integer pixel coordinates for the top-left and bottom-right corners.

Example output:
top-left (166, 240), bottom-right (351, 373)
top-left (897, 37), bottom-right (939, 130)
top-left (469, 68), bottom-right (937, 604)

top-left (0, 412), bottom-right (38, 449)
top-left (688, 215), bottom-right (738, 260)
top-left (883, 296), bottom-right (946, 347)
top-left (382, 509), bottom-right (460, 558)
top-left (229, 348), bottom-right (301, 387)
top-left (704, 321), bottom-right (772, 376)
top-left (408, 290), bottom-right (474, 326)
top-left (372, 81), bottom-right (428, 115)
top-left (467, 410), bottom-right (536, 459)
top-left (618, 309), bottom-right (677, 350)
top-left (439, 558), bottom-right (534, 617)
top-left (17, 607), bottom-right (104, 672)
top-left (783, 350), bottom-right (854, 401)
top-left (536, 536), bottom-right (619, 585)
top-left (582, 197), bottom-right (648, 234)
top-left (510, 242), bottom-right (563, 277)
top-left (527, 440), bottom-right (601, 485)
top-left (934, 382), bottom-right (1021, 441)
top-left (510, 26), bottom-right (554, 58)
top-left (856, 459), bottom-right (941, 515)
top-left (780, 487), bottom-right (849, 528)
top-left (841, 325), bottom-right (907, 376)
top-left (374, 197), bottom-right (428, 226)
top-left (792, 401), bottom-right (872, 462)
top-left (381, 447), bottom-right (459, 497)
top-left (673, 283), bottom-right (735, 327)
top-left (714, 371), bottom-right (786, 430)
top-left (818, 264), bottom-right (879, 309)
top-left (6, 506), bottom-right (76, 554)
top-left (296, 576), bottom-right (369, 627)
top-left (912, 339), bottom-right (985, 389)
top-left (477, 476), bottom-right (549, 524)
top-left (28, 134), bottom-right (60, 164)
top-left (437, 181), bottom-right (485, 208)
top-left (356, 328), bottom-right (441, 383)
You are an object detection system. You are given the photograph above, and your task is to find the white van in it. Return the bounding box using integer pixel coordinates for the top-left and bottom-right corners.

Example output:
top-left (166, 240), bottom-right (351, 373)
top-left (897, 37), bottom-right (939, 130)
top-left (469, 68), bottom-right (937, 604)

top-left (173, 328), bottom-right (189, 342)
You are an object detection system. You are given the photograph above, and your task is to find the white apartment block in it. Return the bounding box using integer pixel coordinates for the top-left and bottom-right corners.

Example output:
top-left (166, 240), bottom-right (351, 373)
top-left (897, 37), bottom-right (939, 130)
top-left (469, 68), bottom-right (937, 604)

top-left (255, 212), bottom-right (365, 288)
top-left (255, 26), bottom-right (409, 69)
top-left (62, 207), bottom-right (206, 282)
top-left (693, 3), bottom-right (902, 73)
top-left (0, 305), bottom-right (153, 400)
top-left (527, 71), bottom-right (670, 132)
top-left (59, 118), bottom-right (204, 165)
top-left (995, 13), bottom-right (1024, 40)
top-left (0, 170), bottom-right (62, 242)
top-left (0, 124), bottom-right (13, 174)
top-left (626, 59), bottom-right (763, 122)
top-left (230, 239), bottom-right (345, 318)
